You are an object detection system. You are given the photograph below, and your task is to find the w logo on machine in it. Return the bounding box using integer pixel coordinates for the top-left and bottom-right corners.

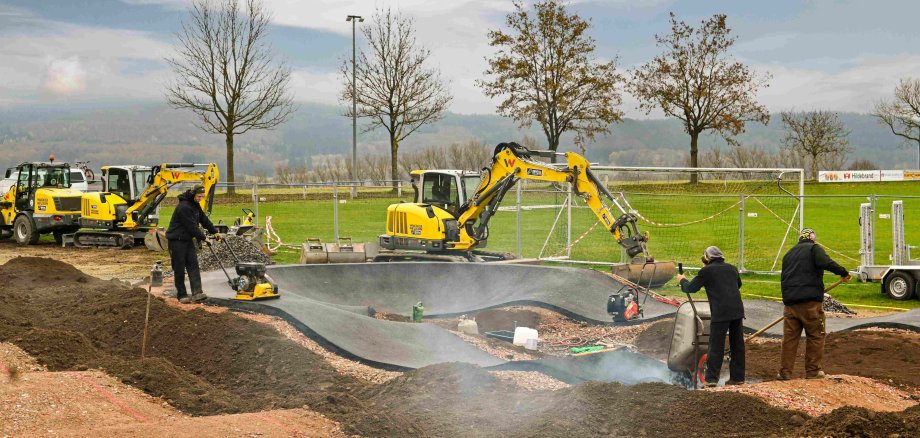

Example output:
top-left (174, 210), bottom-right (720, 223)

top-left (171, 171), bottom-right (181, 179)
top-left (503, 158), bottom-right (516, 168)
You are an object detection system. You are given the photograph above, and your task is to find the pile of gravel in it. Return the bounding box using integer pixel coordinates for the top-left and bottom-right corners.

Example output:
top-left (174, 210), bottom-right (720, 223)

top-left (824, 293), bottom-right (857, 315)
top-left (199, 235), bottom-right (274, 272)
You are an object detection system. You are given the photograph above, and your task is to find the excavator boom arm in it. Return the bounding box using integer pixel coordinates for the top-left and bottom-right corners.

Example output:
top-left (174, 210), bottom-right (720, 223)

top-left (454, 143), bottom-right (649, 259)
top-left (123, 163), bottom-right (219, 228)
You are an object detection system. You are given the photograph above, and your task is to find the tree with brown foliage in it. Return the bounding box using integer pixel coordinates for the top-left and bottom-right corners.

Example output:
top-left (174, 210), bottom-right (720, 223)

top-left (628, 13), bottom-right (770, 182)
top-left (478, 0), bottom-right (624, 161)
top-left (341, 9), bottom-right (452, 188)
top-left (873, 78), bottom-right (920, 168)
top-left (781, 110), bottom-right (850, 180)
top-left (165, 0), bottom-right (294, 195)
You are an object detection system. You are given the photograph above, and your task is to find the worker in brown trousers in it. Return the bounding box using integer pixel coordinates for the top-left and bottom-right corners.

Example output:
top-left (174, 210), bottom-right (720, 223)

top-left (778, 228), bottom-right (851, 380)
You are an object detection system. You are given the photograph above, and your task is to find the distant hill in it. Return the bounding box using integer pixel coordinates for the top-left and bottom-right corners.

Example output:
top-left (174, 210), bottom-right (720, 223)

top-left (0, 102), bottom-right (916, 177)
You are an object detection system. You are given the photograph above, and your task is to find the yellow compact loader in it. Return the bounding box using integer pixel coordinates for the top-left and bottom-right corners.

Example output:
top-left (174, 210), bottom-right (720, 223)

top-left (0, 161), bottom-right (83, 245)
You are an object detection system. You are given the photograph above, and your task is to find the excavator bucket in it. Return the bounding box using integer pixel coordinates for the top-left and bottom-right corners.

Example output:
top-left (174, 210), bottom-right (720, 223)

top-left (612, 260), bottom-right (677, 289)
top-left (144, 228), bottom-right (169, 252)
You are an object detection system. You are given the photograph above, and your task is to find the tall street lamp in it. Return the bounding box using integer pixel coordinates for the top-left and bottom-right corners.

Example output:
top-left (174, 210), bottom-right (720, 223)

top-left (347, 14), bottom-right (363, 196)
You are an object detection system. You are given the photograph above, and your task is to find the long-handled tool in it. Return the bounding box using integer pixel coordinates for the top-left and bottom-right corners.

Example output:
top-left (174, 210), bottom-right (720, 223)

top-left (206, 237), bottom-right (280, 301)
top-left (695, 275), bottom-right (850, 385)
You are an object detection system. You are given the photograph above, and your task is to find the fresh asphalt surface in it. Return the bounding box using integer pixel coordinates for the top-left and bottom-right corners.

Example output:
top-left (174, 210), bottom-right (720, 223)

top-left (200, 262), bottom-right (920, 382)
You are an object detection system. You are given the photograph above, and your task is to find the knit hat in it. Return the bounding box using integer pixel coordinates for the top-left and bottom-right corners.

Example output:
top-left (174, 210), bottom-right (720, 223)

top-left (191, 184), bottom-right (206, 195)
top-left (703, 246), bottom-right (724, 262)
top-left (800, 228), bottom-right (816, 241)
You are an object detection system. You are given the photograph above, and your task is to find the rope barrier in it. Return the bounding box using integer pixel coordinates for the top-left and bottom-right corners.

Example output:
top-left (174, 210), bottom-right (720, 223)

top-left (751, 197), bottom-right (860, 264)
top-left (625, 194), bottom-right (746, 228)
top-left (264, 216), bottom-right (285, 251)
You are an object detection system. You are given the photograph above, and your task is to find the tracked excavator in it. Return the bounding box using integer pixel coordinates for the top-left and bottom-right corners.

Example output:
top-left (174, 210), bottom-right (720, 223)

top-left (376, 142), bottom-right (676, 286)
top-left (70, 163), bottom-right (218, 249)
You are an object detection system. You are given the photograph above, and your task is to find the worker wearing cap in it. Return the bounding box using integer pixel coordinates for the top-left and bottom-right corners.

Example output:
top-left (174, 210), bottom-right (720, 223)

top-left (778, 228), bottom-right (851, 380)
top-left (166, 185), bottom-right (220, 304)
top-left (678, 246), bottom-right (745, 387)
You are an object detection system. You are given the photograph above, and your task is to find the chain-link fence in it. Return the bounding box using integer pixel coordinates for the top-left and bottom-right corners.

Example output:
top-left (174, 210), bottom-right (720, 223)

top-left (161, 179), bottom-right (920, 272)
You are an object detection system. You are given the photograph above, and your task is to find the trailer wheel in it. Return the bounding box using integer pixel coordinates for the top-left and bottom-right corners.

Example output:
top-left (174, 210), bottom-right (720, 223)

top-left (14, 215), bottom-right (39, 245)
top-left (884, 271), bottom-right (916, 300)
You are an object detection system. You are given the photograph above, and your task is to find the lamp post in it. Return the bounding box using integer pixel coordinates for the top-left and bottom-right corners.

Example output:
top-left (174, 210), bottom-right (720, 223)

top-left (346, 14), bottom-right (363, 197)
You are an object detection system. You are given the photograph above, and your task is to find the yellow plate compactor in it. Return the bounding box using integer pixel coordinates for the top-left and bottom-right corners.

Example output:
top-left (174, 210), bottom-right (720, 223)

top-left (207, 238), bottom-right (279, 301)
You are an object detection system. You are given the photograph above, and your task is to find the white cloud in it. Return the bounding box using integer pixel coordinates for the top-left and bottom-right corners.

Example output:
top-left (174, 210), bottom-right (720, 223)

top-left (43, 56), bottom-right (87, 95)
top-left (290, 68), bottom-right (340, 105)
top-left (755, 54), bottom-right (920, 114)
top-left (0, 11), bottom-right (176, 105)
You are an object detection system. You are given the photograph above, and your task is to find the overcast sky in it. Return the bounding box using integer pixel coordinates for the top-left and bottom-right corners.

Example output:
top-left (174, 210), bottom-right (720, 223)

top-left (2, 0), bottom-right (920, 118)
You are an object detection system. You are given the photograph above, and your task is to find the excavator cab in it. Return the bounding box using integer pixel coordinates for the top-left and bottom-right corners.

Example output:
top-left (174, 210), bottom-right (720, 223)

top-left (411, 170), bottom-right (482, 217)
top-left (101, 165), bottom-right (154, 204)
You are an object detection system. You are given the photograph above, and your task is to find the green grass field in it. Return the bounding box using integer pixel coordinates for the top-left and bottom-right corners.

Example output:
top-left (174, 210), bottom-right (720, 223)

top-left (158, 180), bottom-right (920, 310)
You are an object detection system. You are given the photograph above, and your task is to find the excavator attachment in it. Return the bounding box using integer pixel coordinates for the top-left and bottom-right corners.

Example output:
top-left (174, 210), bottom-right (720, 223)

top-left (612, 260), bottom-right (678, 289)
top-left (300, 237), bottom-right (367, 264)
top-left (144, 229), bottom-right (168, 252)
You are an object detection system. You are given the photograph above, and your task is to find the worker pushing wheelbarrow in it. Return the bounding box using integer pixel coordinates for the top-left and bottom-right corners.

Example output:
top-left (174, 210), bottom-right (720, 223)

top-left (668, 248), bottom-right (850, 388)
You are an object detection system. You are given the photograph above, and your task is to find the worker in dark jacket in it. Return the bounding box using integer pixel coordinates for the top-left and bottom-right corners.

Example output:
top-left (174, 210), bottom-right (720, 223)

top-left (678, 246), bottom-right (745, 387)
top-left (166, 185), bottom-right (219, 304)
top-left (778, 228), bottom-right (850, 380)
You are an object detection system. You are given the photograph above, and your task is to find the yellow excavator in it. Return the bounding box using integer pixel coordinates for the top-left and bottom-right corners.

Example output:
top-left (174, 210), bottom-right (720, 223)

top-left (71, 163), bottom-right (218, 249)
top-left (377, 142), bottom-right (676, 285)
top-left (0, 160), bottom-right (83, 244)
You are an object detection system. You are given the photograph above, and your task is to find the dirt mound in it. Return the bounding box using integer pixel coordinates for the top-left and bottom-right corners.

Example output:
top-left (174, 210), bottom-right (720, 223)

top-left (331, 362), bottom-right (804, 437)
top-left (633, 318), bottom-right (674, 359)
top-left (3, 257), bottom-right (918, 437)
top-left (798, 405), bottom-right (920, 437)
top-left (0, 256), bottom-right (367, 417)
top-left (474, 308), bottom-right (541, 333)
top-left (746, 329), bottom-right (920, 390)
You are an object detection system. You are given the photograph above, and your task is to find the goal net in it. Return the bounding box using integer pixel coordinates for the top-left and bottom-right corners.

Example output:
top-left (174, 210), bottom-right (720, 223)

top-left (498, 166), bottom-right (804, 273)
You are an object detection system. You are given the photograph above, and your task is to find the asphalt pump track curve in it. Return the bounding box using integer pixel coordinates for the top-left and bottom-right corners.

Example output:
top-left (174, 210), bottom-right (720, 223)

top-left (201, 262), bottom-right (920, 382)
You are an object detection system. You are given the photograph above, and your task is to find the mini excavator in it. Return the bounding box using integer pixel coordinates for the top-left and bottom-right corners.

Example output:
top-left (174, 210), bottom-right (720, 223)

top-left (377, 142), bottom-right (676, 284)
top-left (73, 163), bottom-right (218, 249)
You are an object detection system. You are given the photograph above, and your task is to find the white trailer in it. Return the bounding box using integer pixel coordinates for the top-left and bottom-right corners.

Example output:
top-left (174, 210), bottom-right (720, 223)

top-left (857, 200), bottom-right (920, 300)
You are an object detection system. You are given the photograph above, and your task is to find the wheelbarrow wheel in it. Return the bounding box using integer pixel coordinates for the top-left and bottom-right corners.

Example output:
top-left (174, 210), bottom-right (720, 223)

top-left (697, 353), bottom-right (708, 386)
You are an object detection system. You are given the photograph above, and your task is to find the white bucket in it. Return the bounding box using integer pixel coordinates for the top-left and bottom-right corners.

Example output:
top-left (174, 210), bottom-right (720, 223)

top-left (524, 337), bottom-right (539, 350)
top-left (513, 327), bottom-right (538, 346)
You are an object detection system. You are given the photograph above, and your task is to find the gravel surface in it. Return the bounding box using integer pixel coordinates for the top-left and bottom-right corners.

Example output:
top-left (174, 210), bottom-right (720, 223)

top-left (198, 235), bottom-right (274, 272)
top-left (824, 294), bottom-right (857, 315)
top-left (710, 374), bottom-right (917, 416)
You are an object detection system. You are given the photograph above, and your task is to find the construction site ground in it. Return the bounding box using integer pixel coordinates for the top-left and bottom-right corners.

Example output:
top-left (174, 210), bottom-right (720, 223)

top-left (1, 242), bottom-right (919, 437)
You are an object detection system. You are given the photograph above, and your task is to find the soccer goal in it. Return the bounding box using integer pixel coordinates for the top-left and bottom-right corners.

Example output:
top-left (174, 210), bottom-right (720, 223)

top-left (525, 166), bottom-right (805, 273)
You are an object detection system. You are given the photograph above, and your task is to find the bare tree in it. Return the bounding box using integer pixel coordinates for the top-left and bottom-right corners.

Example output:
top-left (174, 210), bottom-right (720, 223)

top-left (166, 0), bottom-right (294, 194)
top-left (628, 13), bottom-right (770, 182)
top-left (780, 110), bottom-right (850, 180)
top-left (478, 0), bottom-right (624, 161)
top-left (873, 78), bottom-right (920, 168)
top-left (341, 9), bottom-right (452, 188)
top-left (848, 158), bottom-right (879, 170)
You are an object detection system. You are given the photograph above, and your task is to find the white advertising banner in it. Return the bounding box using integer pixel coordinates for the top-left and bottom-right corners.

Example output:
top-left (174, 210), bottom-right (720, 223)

top-left (818, 170), bottom-right (880, 183)
top-left (819, 169), bottom-right (920, 182)
top-left (881, 170), bottom-right (904, 181)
